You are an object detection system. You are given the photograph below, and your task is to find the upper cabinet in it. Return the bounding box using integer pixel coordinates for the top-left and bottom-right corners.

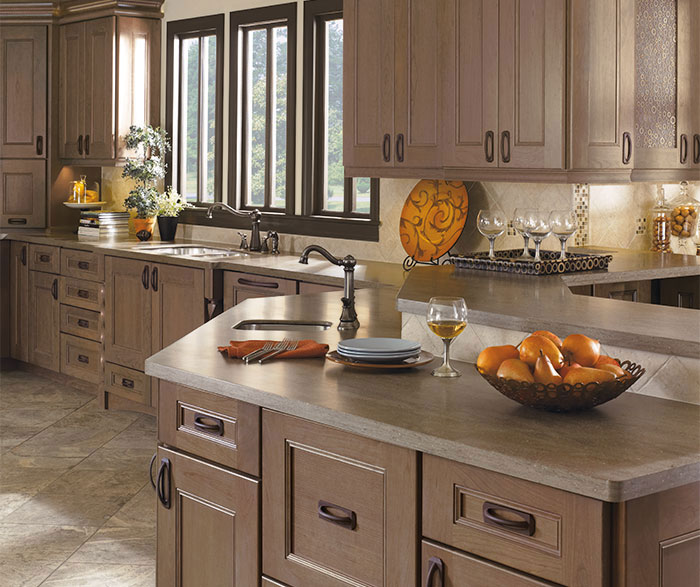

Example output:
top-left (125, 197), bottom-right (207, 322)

top-left (58, 15), bottom-right (160, 163)
top-left (0, 25), bottom-right (47, 159)
top-left (344, 0), bottom-right (699, 181)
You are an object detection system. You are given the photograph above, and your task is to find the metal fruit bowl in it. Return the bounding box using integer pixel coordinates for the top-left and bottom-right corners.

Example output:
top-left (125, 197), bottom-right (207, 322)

top-left (477, 360), bottom-right (646, 412)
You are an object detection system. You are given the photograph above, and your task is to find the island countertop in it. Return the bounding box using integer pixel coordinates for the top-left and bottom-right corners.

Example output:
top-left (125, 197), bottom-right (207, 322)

top-left (145, 287), bottom-right (700, 503)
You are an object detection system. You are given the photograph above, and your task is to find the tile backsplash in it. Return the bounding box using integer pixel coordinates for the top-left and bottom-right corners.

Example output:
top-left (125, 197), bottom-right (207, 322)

top-left (99, 170), bottom-right (699, 264)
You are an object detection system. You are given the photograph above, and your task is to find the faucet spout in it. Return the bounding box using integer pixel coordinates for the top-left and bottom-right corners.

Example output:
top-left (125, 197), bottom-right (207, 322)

top-left (205, 203), bottom-right (263, 251)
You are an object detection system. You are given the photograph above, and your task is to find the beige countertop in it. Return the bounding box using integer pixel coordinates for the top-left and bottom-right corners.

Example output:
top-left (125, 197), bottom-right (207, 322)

top-left (145, 288), bottom-right (700, 503)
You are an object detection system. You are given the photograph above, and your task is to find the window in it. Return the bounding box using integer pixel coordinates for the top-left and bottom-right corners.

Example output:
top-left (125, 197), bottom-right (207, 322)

top-left (166, 15), bottom-right (224, 204)
top-left (230, 4), bottom-right (297, 215)
top-left (302, 0), bottom-right (379, 228)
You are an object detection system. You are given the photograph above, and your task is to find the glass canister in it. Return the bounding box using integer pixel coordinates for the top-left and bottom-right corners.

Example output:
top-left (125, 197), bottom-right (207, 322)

top-left (650, 186), bottom-right (672, 253)
top-left (669, 181), bottom-right (698, 241)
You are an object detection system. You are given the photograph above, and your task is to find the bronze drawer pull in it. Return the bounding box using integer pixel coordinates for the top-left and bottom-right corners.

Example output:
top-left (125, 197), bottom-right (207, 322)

top-left (396, 133), bottom-right (405, 163)
top-left (85, 134), bottom-right (90, 156)
top-left (142, 265), bottom-right (150, 290)
top-left (425, 556), bottom-right (444, 587)
top-left (318, 500), bottom-right (357, 530)
top-left (193, 413), bottom-right (224, 436)
top-left (77, 289), bottom-right (90, 299)
top-left (39, 254), bottom-right (51, 262)
top-left (77, 318), bottom-right (90, 328)
top-left (680, 133), bottom-right (688, 164)
top-left (121, 378), bottom-right (135, 389)
top-left (694, 134), bottom-right (700, 164)
top-left (149, 452), bottom-right (157, 489)
top-left (8, 218), bottom-right (27, 225)
top-left (484, 130), bottom-right (495, 163)
top-left (77, 354), bottom-right (89, 364)
top-left (78, 134), bottom-right (83, 155)
top-left (622, 131), bottom-right (632, 164)
top-left (157, 458), bottom-right (171, 509)
top-left (77, 261), bottom-right (90, 270)
top-left (482, 501), bottom-right (536, 536)
top-left (51, 278), bottom-right (58, 300)
top-left (382, 133), bottom-right (391, 162)
top-left (501, 130), bottom-right (511, 163)
top-left (151, 266), bottom-right (158, 292)
top-left (36, 135), bottom-right (43, 156)
top-left (21, 246), bottom-right (27, 266)
top-left (237, 277), bottom-right (279, 289)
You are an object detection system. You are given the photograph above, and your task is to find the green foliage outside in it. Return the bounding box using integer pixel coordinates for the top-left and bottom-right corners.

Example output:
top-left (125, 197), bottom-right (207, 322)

top-left (122, 125), bottom-right (169, 218)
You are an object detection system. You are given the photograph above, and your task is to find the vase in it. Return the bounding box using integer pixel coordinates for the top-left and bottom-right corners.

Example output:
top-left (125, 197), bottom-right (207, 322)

top-left (157, 216), bottom-right (179, 241)
top-left (133, 217), bottom-right (156, 241)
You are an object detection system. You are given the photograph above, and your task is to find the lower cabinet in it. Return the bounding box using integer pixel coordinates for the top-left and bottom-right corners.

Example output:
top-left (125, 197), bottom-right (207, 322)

top-left (28, 269), bottom-right (60, 371)
top-left (155, 446), bottom-right (259, 587)
top-left (223, 270), bottom-right (297, 310)
top-left (262, 409), bottom-right (418, 587)
top-left (9, 241), bottom-right (29, 362)
top-left (659, 276), bottom-right (700, 309)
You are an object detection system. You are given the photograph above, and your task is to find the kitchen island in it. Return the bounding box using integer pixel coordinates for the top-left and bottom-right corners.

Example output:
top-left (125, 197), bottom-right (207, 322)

top-left (146, 286), bottom-right (700, 587)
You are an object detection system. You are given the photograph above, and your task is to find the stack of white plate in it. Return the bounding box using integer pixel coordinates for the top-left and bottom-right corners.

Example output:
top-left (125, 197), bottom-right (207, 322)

top-left (337, 338), bottom-right (421, 363)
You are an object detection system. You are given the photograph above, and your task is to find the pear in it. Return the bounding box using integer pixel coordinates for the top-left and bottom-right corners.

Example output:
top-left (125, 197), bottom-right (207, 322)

top-left (534, 351), bottom-right (563, 385)
top-left (496, 358), bottom-right (535, 383)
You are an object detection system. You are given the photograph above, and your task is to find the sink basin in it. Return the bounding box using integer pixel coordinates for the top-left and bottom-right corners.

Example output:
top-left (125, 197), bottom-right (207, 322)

top-left (233, 320), bottom-right (333, 331)
top-left (136, 245), bottom-right (245, 258)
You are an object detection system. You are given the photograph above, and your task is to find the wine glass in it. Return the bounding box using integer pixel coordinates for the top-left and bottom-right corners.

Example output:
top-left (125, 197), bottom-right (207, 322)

top-left (523, 210), bottom-right (551, 262)
top-left (549, 209), bottom-right (577, 260)
top-left (477, 210), bottom-right (506, 259)
top-left (512, 208), bottom-right (534, 259)
top-left (426, 297), bottom-right (468, 378)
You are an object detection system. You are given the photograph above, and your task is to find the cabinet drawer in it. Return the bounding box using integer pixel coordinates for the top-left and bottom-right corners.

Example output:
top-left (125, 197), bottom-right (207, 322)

top-left (223, 270), bottom-right (297, 310)
top-left (28, 244), bottom-right (60, 273)
top-left (423, 455), bottom-right (607, 586)
top-left (61, 248), bottom-right (104, 282)
top-left (422, 540), bottom-right (551, 587)
top-left (298, 281), bottom-right (343, 294)
top-left (263, 410), bottom-right (417, 587)
top-left (105, 362), bottom-right (150, 405)
top-left (60, 304), bottom-right (102, 341)
top-left (60, 276), bottom-right (104, 311)
top-left (60, 333), bottom-right (102, 384)
top-left (158, 381), bottom-right (260, 477)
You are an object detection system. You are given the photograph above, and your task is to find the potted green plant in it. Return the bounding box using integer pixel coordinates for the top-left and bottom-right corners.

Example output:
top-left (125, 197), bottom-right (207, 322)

top-left (122, 125), bottom-right (169, 241)
top-left (154, 187), bottom-right (193, 241)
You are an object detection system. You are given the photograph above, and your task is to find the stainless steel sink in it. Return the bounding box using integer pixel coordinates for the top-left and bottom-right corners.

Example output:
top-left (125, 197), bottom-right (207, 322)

top-left (136, 245), bottom-right (246, 258)
top-left (232, 319), bottom-right (333, 331)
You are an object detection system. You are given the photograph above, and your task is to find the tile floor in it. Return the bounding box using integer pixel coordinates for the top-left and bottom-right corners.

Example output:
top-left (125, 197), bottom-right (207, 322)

top-left (0, 368), bottom-right (157, 587)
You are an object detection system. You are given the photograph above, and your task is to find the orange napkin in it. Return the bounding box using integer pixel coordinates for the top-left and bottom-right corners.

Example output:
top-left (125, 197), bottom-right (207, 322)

top-left (217, 339), bottom-right (329, 360)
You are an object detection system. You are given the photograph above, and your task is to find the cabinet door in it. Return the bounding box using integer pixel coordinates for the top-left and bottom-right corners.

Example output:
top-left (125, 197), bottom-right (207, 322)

top-left (0, 159), bottom-right (46, 228)
top-left (83, 17), bottom-right (115, 160)
top-left (693, 0), bottom-right (700, 170)
top-left (570, 0), bottom-right (635, 170)
top-left (441, 0), bottom-right (499, 169)
top-left (0, 25), bottom-right (47, 159)
top-left (343, 0), bottom-right (395, 171)
top-left (393, 0), bottom-right (442, 170)
top-left (498, 0), bottom-right (565, 169)
top-left (59, 22), bottom-right (85, 159)
top-left (156, 446), bottom-right (259, 587)
top-left (28, 270), bottom-right (59, 371)
top-left (263, 410), bottom-right (418, 587)
top-left (9, 241), bottom-right (29, 362)
top-left (151, 263), bottom-right (205, 353)
top-left (105, 256), bottom-right (151, 370)
top-left (634, 0), bottom-right (694, 171)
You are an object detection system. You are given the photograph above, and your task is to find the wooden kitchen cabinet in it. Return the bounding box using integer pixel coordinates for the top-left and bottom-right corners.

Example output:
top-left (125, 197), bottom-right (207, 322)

top-left (0, 159), bottom-right (46, 228)
top-left (223, 270), bottom-right (297, 310)
top-left (658, 276), bottom-right (700, 309)
top-left (262, 409), bottom-right (418, 587)
top-left (59, 16), bottom-right (160, 162)
top-left (28, 269), bottom-right (60, 372)
top-left (9, 241), bottom-right (29, 362)
top-left (0, 25), bottom-right (47, 159)
top-left (593, 280), bottom-right (652, 304)
top-left (156, 446), bottom-right (260, 587)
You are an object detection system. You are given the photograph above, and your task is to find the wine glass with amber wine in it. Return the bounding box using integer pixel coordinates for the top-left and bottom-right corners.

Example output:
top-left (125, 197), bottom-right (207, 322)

top-left (427, 297), bottom-right (468, 378)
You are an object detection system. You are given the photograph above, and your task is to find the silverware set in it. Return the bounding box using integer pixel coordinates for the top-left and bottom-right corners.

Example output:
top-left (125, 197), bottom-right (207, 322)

top-left (242, 339), bottom-right (299, 364)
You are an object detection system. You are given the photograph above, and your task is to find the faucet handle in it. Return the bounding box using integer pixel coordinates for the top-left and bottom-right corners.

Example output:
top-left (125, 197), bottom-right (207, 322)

top-left (267, 231), bottom-right (280, 254)
top-left (237, 232), bottom-right (249, 250)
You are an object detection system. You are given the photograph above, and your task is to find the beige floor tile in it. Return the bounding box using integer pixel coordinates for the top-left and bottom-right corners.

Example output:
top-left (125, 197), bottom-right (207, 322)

top-left (3, 493), bottom-right (130, 526)
top-left (0, 493), bottom-right (34, 520)
top-left (0, 559), bottom-right (61, 587)
top-left (0, 453), bottom-right (83, 470)
top-left (42, 469), bottom-right (148, 499)
top-left (74, 447), bottom-right (155, 472)
top-left (0, 523), bottom-right (96, 560)
top-left (101, 415), bottom-right (157, 451)
top-left (0, 465), bottom-right (69, 494)
top-left (68, 526), bottom-right (155, 566)
top-left (40, 562), bottom-right (156, 586)
top-left (104, 485), bottom-right (156, 529)
top-left (0, 380), bottom-right (93, 410)
top-left (0, 407), bottom-right (77, 451)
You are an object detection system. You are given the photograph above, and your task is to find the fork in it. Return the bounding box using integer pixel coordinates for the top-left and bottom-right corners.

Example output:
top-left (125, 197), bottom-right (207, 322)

top-left (243, 341), bottom-right (275, 364)
top-left (259, 339), bottom-right (298, 364)
top-left (250, 338), bottom-right (290, 364)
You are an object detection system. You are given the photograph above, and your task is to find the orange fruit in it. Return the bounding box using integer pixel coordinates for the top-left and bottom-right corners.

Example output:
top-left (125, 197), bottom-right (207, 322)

top-left (561, 334), bottom-right (601, 367)
top-left (496, 359), bottom-right (535, 383)
top-left (476, 345), bottom-right (520, 377)
top-left (563, 367), bottom-right (616, 385)
top-left (519, 335), bottom-right (564, 369)
top-left (531, 330), bottom-right (563, 348)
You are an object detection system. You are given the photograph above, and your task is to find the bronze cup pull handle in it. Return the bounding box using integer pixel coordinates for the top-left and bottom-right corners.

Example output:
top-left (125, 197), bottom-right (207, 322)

top-left (318, 500), bottom-right (357, 530)
top-left (425, 556), bottom-right (444, 587)
top-left (157, 458), bottom-right (171, 509)
top-left (237, 277), bottom-right (279, 289)
top-left (77, 318), bottom-right (90, 328)
top-left (482, 501), bottom-right (536, 536)
top-left (193, 413), bottom-right (224, 436)
top-left (77, 261), bottom-right (90, 270)
top-left (77, 289), bottom-right (90, 299)
top-left (121, 378), bottom-right (134, 389)
top-left (77, 354), bottom-right (89, 364)
top-left (39, 254), bottom-right (50, 262)
top-left (485, 130), bottom-right (495, 163)
top-left (382, 133), bottom-right (391, 162)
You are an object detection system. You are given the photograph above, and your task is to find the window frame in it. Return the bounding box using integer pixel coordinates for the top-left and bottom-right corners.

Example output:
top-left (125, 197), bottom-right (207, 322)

top-left (229, 3), bottom-right (297, 217)
top-left (165, 14), bottom-right (225, 205)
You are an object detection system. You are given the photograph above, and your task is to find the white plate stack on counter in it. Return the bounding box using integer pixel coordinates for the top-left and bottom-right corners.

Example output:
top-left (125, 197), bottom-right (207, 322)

top-left (336, 338), bottom-right (421, 363)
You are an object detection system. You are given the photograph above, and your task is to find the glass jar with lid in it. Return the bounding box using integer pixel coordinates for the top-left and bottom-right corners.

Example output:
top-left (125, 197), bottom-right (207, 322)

top-left (650, 185), bottom-right (672, 253)
top-left (669, 181), bottom-right (698, 241)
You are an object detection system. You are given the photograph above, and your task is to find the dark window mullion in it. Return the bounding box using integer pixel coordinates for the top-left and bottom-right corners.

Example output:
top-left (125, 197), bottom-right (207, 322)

top-left (313, 15), bottom-right (327, 216)
top-left (197, 36), bottom-right (204, 203)
top-left (264, 26), bottom-right (273, 210)
top-left (240, 29), bottom-right (250, 208)
top-left (178, 39), bottom-right (186, 197)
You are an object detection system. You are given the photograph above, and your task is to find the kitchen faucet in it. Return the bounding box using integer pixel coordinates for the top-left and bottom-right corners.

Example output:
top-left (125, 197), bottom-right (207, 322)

top-left (299, 245), bottom-right (359, 330)
top-left (205, 203), bottom-right (262, 252)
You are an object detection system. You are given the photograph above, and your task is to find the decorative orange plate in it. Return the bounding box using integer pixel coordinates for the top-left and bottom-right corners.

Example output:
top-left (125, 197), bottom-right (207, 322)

top-left (399, 180), bottom-right (469, 262)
